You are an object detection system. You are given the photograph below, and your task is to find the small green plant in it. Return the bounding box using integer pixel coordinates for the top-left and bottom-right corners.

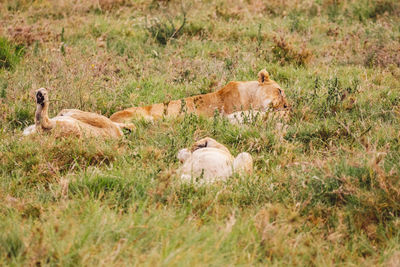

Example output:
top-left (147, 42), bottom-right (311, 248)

top-left (326, 77), bottom-right (341, 108)
top-left (224, 58), bottom-right (234, 70)
top-left (6, 0), bottom-right (32, 12)
top-left (33, 40), bottom-right (39, 56)
top-left (60, 27), bottom-right (66, 56)
top-left (327, 0), bottom-right (342, 21)
top-left (145, 11), bottom-right (186, 45)
top-left (60, 43), bottom-right (66, 56)
top-left (288, 12), bottom-right (309, 33)
top-left (0, 37), bottom-right (24, 70)
top-left (0, 231), bottom-right (25, 259)
top-left (256, 23), bottom-right (262, 50)
top-left (61, 27), bottom-right (65, 42)
top-left (0, 81), bottom-right (7, 98)
top-left (7, 105), bottom-right (31, 129)
top-left (300, 76), bottom-right (360, 118)
top-left (183, 21), bottom-right (207, 38)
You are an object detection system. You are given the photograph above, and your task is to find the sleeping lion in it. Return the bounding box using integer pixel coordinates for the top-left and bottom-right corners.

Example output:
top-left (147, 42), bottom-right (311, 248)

top-left (110, 69), bottom-right (289, 123)
top-left (23, 88), bottom-right (130, 139)
top-left (177, 137), bottom-right (253, 184)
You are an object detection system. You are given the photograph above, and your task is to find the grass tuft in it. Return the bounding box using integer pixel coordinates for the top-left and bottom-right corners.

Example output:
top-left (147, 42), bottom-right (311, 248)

top-left (146, 10), bottom-right (187, 45)
top-left (271, 36), bottom-right (312, 66)
top-left (0, 37), bottom-right (24, 70)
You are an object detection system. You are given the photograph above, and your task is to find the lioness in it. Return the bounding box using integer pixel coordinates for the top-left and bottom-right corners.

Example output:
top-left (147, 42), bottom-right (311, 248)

top-left (23, 88), bottom-right (130, 139)
top-left (110, 69), bottom-right (289, 123)
top-left (177, 137), bottom-right (253, 184)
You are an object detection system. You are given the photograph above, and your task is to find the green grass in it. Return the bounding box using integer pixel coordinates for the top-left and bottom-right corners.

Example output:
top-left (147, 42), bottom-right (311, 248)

top-left (0, 37), bottom-right (24, 70)
top-left (1, 0), bottom-right (400, 265)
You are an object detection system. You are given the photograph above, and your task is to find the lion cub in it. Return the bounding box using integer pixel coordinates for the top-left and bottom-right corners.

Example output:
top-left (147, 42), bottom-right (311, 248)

top-left (177, 137), bottom-right (253, 184)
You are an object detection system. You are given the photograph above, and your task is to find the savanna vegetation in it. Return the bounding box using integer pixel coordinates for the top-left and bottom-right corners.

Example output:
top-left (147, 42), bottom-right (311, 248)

top-left (1, 0), bottom-right (400, 265)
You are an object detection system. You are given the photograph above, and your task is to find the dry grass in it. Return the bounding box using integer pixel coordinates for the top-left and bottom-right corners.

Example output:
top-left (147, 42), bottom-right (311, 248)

top-left (271, 35), bottom-right (313, 66)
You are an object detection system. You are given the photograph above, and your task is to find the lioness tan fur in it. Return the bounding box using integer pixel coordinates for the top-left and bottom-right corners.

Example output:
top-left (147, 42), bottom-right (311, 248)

top-left (177, 137), bottom-right (253, 184)
top-left (23, 88), bottom-right (128, 139)
top-left (110, 69), bottom-right (289, 123)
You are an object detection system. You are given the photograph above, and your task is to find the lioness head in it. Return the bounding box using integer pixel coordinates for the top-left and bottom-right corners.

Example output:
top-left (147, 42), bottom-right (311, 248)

top-left (257, 69), bottom-right (289, 111)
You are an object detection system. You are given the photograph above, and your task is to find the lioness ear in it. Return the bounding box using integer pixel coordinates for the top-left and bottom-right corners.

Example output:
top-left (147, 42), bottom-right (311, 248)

top-left (258, 69), bottom-right (270, 84)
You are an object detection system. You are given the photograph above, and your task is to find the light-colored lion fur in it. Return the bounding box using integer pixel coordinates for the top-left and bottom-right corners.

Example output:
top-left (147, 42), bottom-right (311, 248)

top-left (110, 69), bottom-right (289, 123)
top-left (177, 137), bottom-right (253, 184)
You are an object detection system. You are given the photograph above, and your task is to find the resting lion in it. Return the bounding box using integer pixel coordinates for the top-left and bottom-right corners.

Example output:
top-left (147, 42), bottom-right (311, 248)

top-left (177, 137), bottom-right (253, 184)
top-left (23, 88), bottom-right (130, 139)
top-left (110, 69), bottom-right (289, 123)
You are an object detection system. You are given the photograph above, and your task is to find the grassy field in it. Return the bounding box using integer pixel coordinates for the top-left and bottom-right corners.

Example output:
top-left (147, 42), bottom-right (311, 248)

top-left (1, 0), bottom-right (400, 265)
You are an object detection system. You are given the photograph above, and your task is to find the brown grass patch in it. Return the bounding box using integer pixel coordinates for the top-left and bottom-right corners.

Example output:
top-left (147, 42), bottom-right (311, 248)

top-left (364, 41), bottom-right (400, 68)
top-left (272, 36), bottom-right (313, 66)
top-left (7, 25), bottom-right (52, 46)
